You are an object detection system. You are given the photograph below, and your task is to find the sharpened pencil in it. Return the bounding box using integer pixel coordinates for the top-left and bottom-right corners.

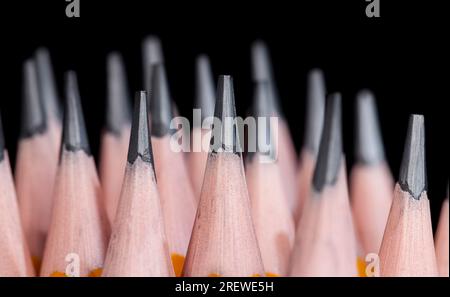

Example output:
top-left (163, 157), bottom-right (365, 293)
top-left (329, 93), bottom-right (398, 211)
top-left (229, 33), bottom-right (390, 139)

top-left (435, 191), bottom-right (449, 277)
top-left (149, 64), bottom-right (197, 276)
top-left (245, 81), bottom-right (295, 276)
top-left (102, 91), bottom-right (174, 277)
top-left (289, 93), bottom-right (358, 276)
top-left (99, 52), bottom-right (132, 224)
top-left (182, 75), bottom-right (264, 277)
top-left (251, 41), bottom-right (298, 216)
top-left (16, 55), bottom-right (61, 271)
top-left (40, 72), bottom-right (110, 277)
top-left (0, 112), bottom-right (35, 277)
top-left (378, 115), bottom-right (438, 276)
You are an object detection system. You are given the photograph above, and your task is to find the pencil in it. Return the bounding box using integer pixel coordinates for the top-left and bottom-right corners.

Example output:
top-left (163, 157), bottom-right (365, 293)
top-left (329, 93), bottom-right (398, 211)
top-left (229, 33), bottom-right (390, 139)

top-left (188, 54), bottom-right (215, 200)
top-left (0, 112), bottom-right (35, 276)
top-left (149, 64), bottom-right (197, 276)
top-left (99, 52), bottom-right (132, 224)
top-left (435, 190), bottom-right (449, 277)
top-left (295, 68), bottom-right (326, 221)
top-left (142, 35), bottom-right (164, 95)
top-left (102, 91), bottom-right (174, 277)
top-left (15, 56), bottom-right (61, 271)
top-left (350, 90), bottom-right (394, 274)
top-left (251, 41), bottom-right (298, 216)
top-left (40, 71), bottom-right (110, 277)
top-left (289, 93), bottom-right (358, 276)
top-left (182, 75), bottom-right (264, 277)
top-left (245, 81), bottom-right (295, 276)
top-left (378, 115), bottom-right (438, 276)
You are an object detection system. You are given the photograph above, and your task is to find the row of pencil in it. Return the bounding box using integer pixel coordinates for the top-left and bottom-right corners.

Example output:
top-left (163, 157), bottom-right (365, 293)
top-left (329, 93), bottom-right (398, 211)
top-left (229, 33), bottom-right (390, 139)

top-left (0, 37), bottom-right (448, 277)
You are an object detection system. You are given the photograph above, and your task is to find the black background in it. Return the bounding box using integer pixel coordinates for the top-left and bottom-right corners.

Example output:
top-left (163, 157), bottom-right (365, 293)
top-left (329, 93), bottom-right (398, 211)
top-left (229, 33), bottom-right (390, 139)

top-left (0, 0), bottom-right (447, 228)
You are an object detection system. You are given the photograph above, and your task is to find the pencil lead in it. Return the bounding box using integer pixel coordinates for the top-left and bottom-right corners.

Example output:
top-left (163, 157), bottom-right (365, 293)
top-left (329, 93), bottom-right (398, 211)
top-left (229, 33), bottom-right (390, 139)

top-left (21, 59), bottom-right (46, 138)
top-left (312, 93), bottom-right (343, 192)
top-left (355, 90), bottom-right (385, 165)
top-left (62, 71), bottom-right (90, 155)
top-left (35, 47), bottom-right (62, 121)
top-left (304, 69), bottom-right (326, 155)
top-left (149, 64), bottom-right (173, 137)
top-left (143, 36), bottom-right (164, 93)
top-left (251, 40), bottom-right (281, 115)
top-left (210, 75), bottom-right (240, 154)
top-left (195, 55), bottom-right (215, 123)
top-left (128, 91), bottom-right (154, 165)
top-left (0, 112), bottom-right (4, 161)
top-left (399, 114), bottom-right (427, 199)
top-left (106, 52), bottom-right (132, 135)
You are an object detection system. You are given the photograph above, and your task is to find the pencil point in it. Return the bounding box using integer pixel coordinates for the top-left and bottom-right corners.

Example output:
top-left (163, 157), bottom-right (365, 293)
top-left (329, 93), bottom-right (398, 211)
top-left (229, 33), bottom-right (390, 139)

top-left (62, 71), bottom-right (90, 155)
top-left (21, 59), bottom-right (46, 138)
top-left (251, 40), bottom-right (281, 115)
top-left (304, 69), bottom-right (326, 155)
top-left (399, 114), bottom-right (427, 199)
top-left (106, 52), bottom-right (132, 135)
top-left (0, 112), bottom-right (4, 161)
top-left (355, 90), bottom-right (385, 165)
top-left (210, 75), bottom-right (240, 154)
top-left (143, 36), bottom-right (164, 93)
top-left (312, 93), bottom-right (343, 192)
top-left (128, 91), bottom-right (154, 165)
top-left (35, 47), bottom-right (62, 121)
top-left (195, 55), bottom-right (215, 122)
top-left (149, 64), bottom-right (173, 137)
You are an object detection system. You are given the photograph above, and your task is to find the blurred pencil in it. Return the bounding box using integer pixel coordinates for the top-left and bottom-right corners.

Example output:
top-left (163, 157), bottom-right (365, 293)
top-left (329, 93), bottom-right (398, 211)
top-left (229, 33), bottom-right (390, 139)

top-left (102, 92), bottom-right (174, 277)
top-left (350, 91), bottom-right (394, 274)
top-left (149, 64), bottom-right (197, 276)
top-left (289, 93), bottom-right (357, 276)
top-left (188, 55), bottom-right (215, 200)
top-left (379, 115), bottom-right (438, 276)
top-left (0, 112), bottom-right (35, 276)
top-left (251, 41), bottom-right (298, 216)
top-left (40, 72), bottom-right (110, 277)
top-left (295, 69), bottom-right (326, 221)
top-left (99, 52), bottom-right (132, 224)
top-left (245, 81), bottom-right (295, 276)
top-left (435, 188), bottom-right (448, 277)
top-left (142, 35), bottom-right (164, 95)
top-left (16, 55), bottom-right (61, 270)
top-left (183, 75), bottom-right (264, 276)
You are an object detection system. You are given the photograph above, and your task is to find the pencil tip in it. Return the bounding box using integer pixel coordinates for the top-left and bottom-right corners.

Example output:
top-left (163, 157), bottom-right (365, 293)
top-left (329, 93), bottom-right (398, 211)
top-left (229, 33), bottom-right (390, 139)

top-left (312, 93), bottom-right (343, 192)
top-left (355, 90), bottom-right (385, 165)
top-left (304, 68), bottom-right (326, 155)
top-left (143, 36), bottom-right (164, 93)
top-left (35, 47), bottom-right (62, 121)
top-left (149, 64), bottom-right (173, 137)
top-left (21, 59), bottom-right (46, 138)
top-left (62, 71), bottom-right (91, 155)
top-left (210, 75), bottom-right (240, 154)
top-left (106, 52), bottom-right (132, 135)
top-left (195, 55), bottom-right (215, 122)
top-left (0, 112), bottom-right (4, 161)
top-left (399, 114), bottom-right (427, 199)
top-left (128, 91), bottom-right (154, 165)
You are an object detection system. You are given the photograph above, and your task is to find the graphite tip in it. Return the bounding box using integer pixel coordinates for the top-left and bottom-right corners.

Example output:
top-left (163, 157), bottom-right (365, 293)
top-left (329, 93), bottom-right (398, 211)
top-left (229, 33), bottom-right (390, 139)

top-left (355, 90), bottom-right (385, 165)
top-left (0, 112), bottom-right (4, 161)
top-left (195, 54), bottom-right (215, 123)
top-left (128, 91), bottom-right (154, 165)
top-left (149, 64), bottom-right (174, 137)
top-left (106, 52), bottom-right (132, 135)
top-left (399, 114), bottom-right (427, 199)
top-left (210, 75), bottom-right (241, 154)
top-left (304, 69), bottom-right (326, 155)
top-left (21, 59), bottom-right (46, 138)
top-left (143, 35), bottom-right (164, 93)
top-left (312, 93), bottom-right (343, 192)
top-left (35, 47), bottom-right (62, 121)
top-left (61, 71), bottom-right (91, 155)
